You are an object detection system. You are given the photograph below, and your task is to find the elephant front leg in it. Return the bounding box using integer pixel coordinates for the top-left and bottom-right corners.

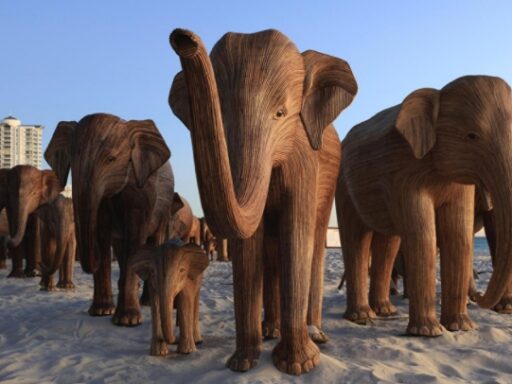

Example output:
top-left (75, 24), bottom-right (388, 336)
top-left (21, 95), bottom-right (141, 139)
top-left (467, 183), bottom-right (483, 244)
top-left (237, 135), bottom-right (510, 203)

top-left (149, 283), bottom-right (169, 356)
top-left (438, 188), bottom-right (476, 331)
top-left (262, 234), bottom-right (281, 340)
top-left (369, 233), bottom-right (401, 317)
top-left (57, 239), bottom-right (76, 290)
top-left (88, 241), bottom-right (115, 316)
top-left (0, 236), bottom-right (8, 269)
top-left (176, 290), bottom-right (197, 354)
top-left (7, 245), bottom-right (26, 278)
top-left (400, 194), bottom-right (443, 336)
top-left (112, 240), bottom-right (142, 326)
top-left (271, 180), bottom-right (320, 376)
top-left (24, 217), bottom-right (41, 277)
top-left (226, 226), bottom-right (263, 372)
top-left (337, 183), bottom-right (375, 324)
top-left (39, 273), bottom-right (56, 291)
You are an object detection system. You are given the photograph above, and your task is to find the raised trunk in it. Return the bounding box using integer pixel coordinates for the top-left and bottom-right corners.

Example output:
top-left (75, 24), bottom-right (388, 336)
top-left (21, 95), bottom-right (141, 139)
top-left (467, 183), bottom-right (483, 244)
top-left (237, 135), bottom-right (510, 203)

top-left (170, 29), bottom-right (272, 239)
top-left (476, 179), bottom-right (512, 308)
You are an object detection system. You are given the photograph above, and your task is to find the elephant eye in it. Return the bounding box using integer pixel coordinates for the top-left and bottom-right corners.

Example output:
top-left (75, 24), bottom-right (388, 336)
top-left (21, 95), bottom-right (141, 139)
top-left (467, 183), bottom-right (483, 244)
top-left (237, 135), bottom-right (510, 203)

top-left (466, 132), bottom-right (478, 140)
top-left (107, 155), bottom-right (116, 162)
top-left (274, 108), bottom-right (286, 120)
top-left (179, 267), bottom-right (186, 273)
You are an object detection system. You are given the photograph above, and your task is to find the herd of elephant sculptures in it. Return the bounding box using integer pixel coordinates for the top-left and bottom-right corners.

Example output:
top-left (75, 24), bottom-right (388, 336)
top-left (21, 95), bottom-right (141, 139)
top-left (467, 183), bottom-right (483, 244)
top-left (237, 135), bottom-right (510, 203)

top-left (1, 27), bottom-right (511, 376)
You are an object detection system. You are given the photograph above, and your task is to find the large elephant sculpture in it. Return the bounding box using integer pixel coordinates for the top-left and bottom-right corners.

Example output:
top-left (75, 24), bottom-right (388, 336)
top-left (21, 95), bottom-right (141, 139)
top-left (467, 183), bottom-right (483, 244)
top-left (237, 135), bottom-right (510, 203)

top-left (338, 75), bottom-right (512, 336)
top-left (44, 114), bottom-right (175, 326)
top-left (129, 241), bottom-right (208, 356)
top-left (169, 28), bottom-right (356, 375)
top-left (4, 166), bottom-right (54, 278)
top-left (36, 195), bottom-right (76, 291)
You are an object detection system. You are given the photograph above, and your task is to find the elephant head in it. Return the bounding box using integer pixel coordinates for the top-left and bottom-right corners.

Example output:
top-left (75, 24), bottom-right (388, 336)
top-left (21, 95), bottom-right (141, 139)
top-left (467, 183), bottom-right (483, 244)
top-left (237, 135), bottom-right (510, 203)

top-left (394, 75), bottom-right (512, 308)
top-left (130, 242), bottom-right (208, 344)
top-left (169, 29), bottom-right (357, 239)
top-left (44, 114), bottom-right (170, 274)
top-left (6, 166), bottom-right (62, 247)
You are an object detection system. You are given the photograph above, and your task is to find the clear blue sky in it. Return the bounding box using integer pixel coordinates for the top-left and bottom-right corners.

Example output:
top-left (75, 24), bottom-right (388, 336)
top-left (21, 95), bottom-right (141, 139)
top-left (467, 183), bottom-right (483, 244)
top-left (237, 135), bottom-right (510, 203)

top-left (2, 1), bottom-right (512, 224)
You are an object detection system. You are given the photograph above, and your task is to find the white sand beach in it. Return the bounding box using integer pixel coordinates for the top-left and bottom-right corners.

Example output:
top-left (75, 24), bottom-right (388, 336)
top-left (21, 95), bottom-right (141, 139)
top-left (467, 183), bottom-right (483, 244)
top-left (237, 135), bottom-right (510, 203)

top-left (0, 246), bottom-right (511, 384)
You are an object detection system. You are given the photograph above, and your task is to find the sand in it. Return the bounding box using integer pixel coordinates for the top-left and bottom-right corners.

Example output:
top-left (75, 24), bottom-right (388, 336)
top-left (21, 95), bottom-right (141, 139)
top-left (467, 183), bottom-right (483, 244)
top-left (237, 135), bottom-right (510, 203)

top-left (1, 248), bottom-right (511, 384)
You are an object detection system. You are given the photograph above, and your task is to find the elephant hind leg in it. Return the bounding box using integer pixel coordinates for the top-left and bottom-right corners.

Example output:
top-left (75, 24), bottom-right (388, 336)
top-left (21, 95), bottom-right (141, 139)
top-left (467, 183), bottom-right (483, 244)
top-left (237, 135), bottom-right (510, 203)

top-left (369, 233), bottom-right (401, 317)
top-left (57, 236), bottom-right (76, 290)
top-left (336, 181), bottom-right (375, 324)
top-left (262, 230), bottom-right (281, 340)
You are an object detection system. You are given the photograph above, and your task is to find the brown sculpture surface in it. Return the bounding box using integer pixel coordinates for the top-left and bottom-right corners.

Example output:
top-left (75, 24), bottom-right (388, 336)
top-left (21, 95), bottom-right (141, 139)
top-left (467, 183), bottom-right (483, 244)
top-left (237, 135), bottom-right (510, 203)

top-left (129, 241), bottom-right (208, 356)
top-left (169, 28), bottom-right (356, 375)
top-left (338, 75), bottom-right (512, 336)
top-left (45, 114), bottom-right (174, 326)
top-left (36, 195), bottom-right (76, 291)
top-left (4, 166), bottom-right (55, 278)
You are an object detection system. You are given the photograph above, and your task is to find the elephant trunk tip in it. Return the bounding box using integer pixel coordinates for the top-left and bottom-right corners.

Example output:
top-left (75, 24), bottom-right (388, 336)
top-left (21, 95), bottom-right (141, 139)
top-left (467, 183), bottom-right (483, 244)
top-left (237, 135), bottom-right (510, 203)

top-left (170, 29), bottom-right (200, 58)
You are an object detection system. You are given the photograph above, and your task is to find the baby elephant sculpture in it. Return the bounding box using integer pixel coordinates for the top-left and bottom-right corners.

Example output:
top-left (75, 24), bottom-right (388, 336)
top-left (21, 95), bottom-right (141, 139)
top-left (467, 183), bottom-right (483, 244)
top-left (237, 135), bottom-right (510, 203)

top-left (129, 241), bottom-right (208, 356)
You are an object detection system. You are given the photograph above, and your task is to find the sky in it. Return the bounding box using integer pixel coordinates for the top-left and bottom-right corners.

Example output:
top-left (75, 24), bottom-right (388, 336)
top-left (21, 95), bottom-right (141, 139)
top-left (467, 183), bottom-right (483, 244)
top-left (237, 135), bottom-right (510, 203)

top-left (2, 1), bottom-right (512, 224)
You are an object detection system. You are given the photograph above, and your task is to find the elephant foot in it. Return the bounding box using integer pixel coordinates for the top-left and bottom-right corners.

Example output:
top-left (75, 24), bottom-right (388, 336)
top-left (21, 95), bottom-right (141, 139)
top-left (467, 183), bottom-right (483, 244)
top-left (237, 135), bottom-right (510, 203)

top-left (7, 269), bottom-right (26, 278)
top-left (112, 307), bottom-right (143, 326)
top-left (262, 320), bottom-right (280, 340)
top-left (57, 281), bottom-right (76, 290)
top-left (150, 338), bottom-right (169, 356)
top-left (492, 297), bottom-right (512, 314)
top-left (441, 313), bottom-right (476, 332)
top-left (308, 325), bottom-right (328, 344)
top-left (88, 301), bottom-right (116, 316)
top-left (344, 304), bottom-right (376, 324)
top-left (370, 299), bottom-right (398, 317)
top-left (24, 269), bottom-right (41, 277)
top-left (226, 346), bottom-right (261, 372)
top-left (407, 316), bottom-right (444, 337)
top-left (40, 283), bottom-right (57, 292)
top-left (178, 337), bottom-right (197, 354)
top-left (272, 338), bottom-right (320, 376)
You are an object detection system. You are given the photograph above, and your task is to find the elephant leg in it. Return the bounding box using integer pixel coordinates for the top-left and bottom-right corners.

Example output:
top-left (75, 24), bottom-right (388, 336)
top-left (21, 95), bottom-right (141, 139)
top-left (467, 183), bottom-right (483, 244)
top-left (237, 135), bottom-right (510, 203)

top-left (193, 277), bottom-right (203, 344)
top-left (88, 238), bottom-right (115, 316)
top-left (226, 224), bottom-right (264, 372)
top-left (57, 236), bottom-right (76, 289)
top-left (0, 236), bottom-right (7, 269)
top-left (140, 281), bottom-right (151, 306)
top-left (369, 233), bottom-right (401, 316)
top-left (337, 182), bottom-right (375, 324)
top-left (271, 178), bottom-right (320, 376)
top-left (483, 210), bottom-right (512, 313)
top-left (438, 187), bottom-right (476, 332)
top-left (176, 289), bottom-right (197, 354)
top-left (149, 282), bottom-right (168, 356)
top-left (40, 237), bottom-right (57, 291)
top-left (112, 237), bottom-right (143, 326)
top-left (400, 193), bottom-right (442, 337)
top-left (8, 244), bottom-right (26, 278)
top-left (24, 216), bottom-right (41, 277)
top-left (262, 217), bottom-right (281, 340)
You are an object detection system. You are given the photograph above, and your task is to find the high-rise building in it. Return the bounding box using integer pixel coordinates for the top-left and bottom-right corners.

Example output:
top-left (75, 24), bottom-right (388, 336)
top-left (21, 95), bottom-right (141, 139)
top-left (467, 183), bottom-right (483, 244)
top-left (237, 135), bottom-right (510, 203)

top-left (0, 116), bottom-right (43, 169)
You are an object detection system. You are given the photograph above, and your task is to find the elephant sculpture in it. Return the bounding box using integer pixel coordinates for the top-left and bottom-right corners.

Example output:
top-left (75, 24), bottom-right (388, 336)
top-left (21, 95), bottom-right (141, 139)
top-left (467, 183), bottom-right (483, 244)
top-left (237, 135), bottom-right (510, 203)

top-left (338, 75), bottom-right (512, 336)
top-left (5, 166), bottom-right (55, 278)
top-left (36, 195), bottom-right (76, 291)
top-left (199, 218), bottom-right (216, 260)
top-left (129, 241), bottom-right (208, 356)
top-left (169, 28), bottom-right (356, 375)
top-left (44, 114), bottom-right (175, 326)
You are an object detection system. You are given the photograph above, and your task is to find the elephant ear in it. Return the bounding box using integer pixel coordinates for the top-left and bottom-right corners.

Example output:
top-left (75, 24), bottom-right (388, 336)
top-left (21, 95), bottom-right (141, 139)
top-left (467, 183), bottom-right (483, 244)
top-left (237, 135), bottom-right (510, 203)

top-left (182, 244), bottom-right (208, 280)
top-left (128, 119), bottom-right (171, 188)
top-left (44, 121), bottom-right (77, 188)
top-left (395, 88), bottom-right (440, 159)
top-left (169, 71), bottom-right (192, 129)
top-left (171, 192), bottom-right (185, 214)
top-left (130, 245), bottom-right (154, 280)
top-left (40, 171), bottom-right (64, 204)
top-left (300, 50), bottom-right (358, 150)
